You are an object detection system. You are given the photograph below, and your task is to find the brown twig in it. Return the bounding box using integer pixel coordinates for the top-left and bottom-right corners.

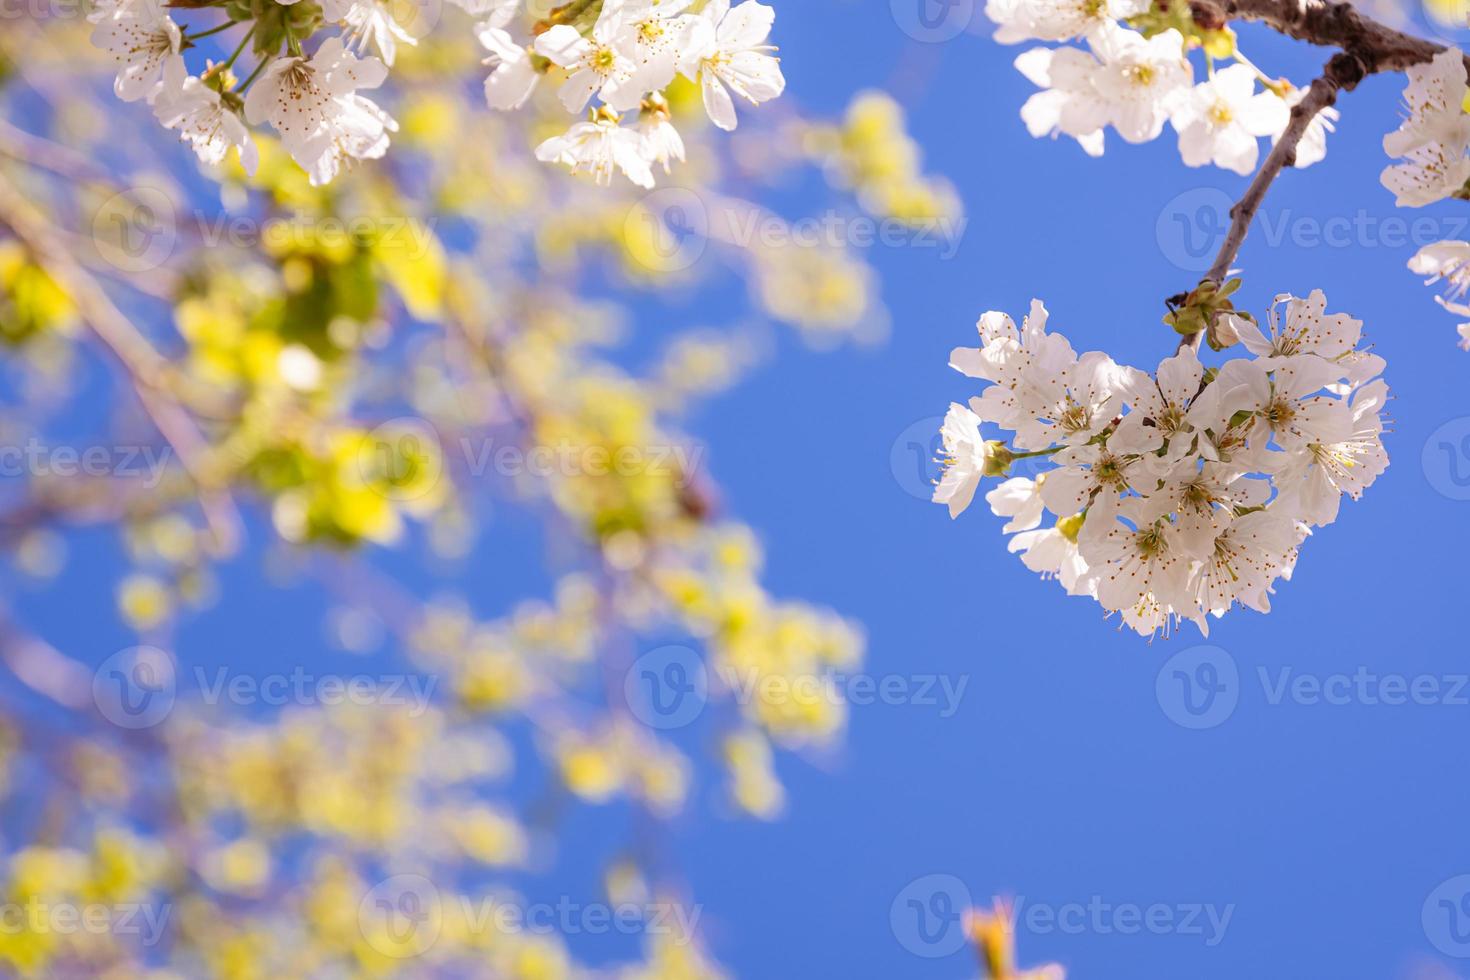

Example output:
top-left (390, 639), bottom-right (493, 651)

top-left (0, 172), bottom-right (242, 555)
top-left (1192, 0), bottom-right (1470, 75)
top-left (1178, 52), bottom-right (1364, 351)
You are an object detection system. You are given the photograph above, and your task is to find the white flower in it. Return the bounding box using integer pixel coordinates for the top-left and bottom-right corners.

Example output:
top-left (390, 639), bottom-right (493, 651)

top-left (447, 0), bottom-right (516, 16)
top-left (1039, 441), bottom-right (1142, 517)
top-left (1209, 355), bottom-right (1351, 451)
top-left (90, 2), bottom-right (183, 103)
top-left (1183, 508), bottom-right (1297, 619)
top-left (933, 403), bottom-right (994, 518)
top-left (1381, 141), bottom-right (1470, 206)
top-left (327, 0), bottom-right (419, 67)
top-left (1078, 499), bottom-right (1192, 636)
top-left (242, 37), bottom-right (397, 186)
top-left (986, 476), bottom-right (1044, 532)
top-left (1273, 379), bottom-right (1390, 527)
top-left (613, 0), bottom-right (701, 94)
top-left (1409, 240), bottom-right (1470, 348)
top-left (1014, 45), bottom-right (1107, 156)
top-left (1088, 26), bottom-right (1192, 143)
top-left (1011, 349), bottom-right (1125, 450)
top-left (1115, 346), bottom-right (1205, 462)
top-left (479, 24), bottom-right (539, 110)
top-left (1276, 85), bottom-right (1337, 168)
top-left (638, 105), bottom-right (686, 174)
top-left (1008, 522), bottom-right (1095, 596)
top-left (986, 0), bottom-right (1148, 44)
top-left (535, 8), bottom-right (643, 114)
top-left (683, 0), bottom-right (785, 131)
top-left (153, 63), bottom-right (258, 174)
top-left (535, 115), bottom-right (656, 188)
top-left (1384, 46), bottom-right (1470, 160)
top-left (1380, 48), bottom-right (1470, 205)
top-left (1233, 290), bottom-right (1364, 362)
top-left (1170, 64), bottom-right (1289, 175)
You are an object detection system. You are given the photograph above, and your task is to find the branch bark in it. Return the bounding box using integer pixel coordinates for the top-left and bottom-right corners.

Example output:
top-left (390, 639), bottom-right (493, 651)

top-left (1191, 0), bottom-right (1470, 74)
top-left (1178, 51), bottom-right (1366, 351)
top-left (0, 172), bottom-right (242, 555)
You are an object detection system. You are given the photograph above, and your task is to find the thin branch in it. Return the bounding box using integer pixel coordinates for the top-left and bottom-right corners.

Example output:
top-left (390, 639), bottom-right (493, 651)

top-left (0, 172), bottom-right (243, 555)
top-left (1191, 0), bottom-right (1470, 75)
top-left (1178, 52), bottom-right (1360, 352)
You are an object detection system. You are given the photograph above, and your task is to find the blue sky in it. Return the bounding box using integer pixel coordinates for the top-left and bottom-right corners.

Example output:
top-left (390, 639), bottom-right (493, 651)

top-left (677, 2), bottom-right (1470, 977)
top-left (11, 2), bottom-right (1470, 977)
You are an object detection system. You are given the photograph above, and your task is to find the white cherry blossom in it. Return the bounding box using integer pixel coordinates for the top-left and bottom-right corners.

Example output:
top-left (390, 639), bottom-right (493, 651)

top-left (153, 63), bottom-right (258, 174)
top-left (90, 3), bottom-right (183, 103)
top-left (1170, 65), bottom-right (1289, 175)
top-left (536, 12), bottom-right (643, 113)
top-left (683, 0), bottom-right (785, 131)
top-left (242, 37), bottom-right (396, 186)
top-left (986, 0), bottom-right (1149, 45)
top-left (933, 403), bottom-right (996, 518)
top-left (535, 115), bottom-right (656, 188)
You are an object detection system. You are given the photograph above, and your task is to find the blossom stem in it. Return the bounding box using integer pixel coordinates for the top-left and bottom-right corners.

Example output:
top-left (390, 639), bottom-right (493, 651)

top-left (185, 20), bottom-right (240, 42)
top-left (220, 24), bottom-right (256, 70)
top-left (236, 53), bottom-right (273, 93)
top-left (1176, 55), bottom-right (1355, 353)
top-left (1010, 447), bottom-right (1063, 459)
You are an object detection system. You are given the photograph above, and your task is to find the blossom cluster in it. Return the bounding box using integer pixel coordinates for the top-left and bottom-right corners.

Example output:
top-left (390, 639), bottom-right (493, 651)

top-left (87, 0), bottom-right (784, 187)
top-left (486, 0), bottom-right (784, 188)
top-left (1388, 47), bottom-right (1470, 350)
top-left (933, 291), bottom-right (1390, 636)
top-left (990, 0), bottom-right (1334, 175)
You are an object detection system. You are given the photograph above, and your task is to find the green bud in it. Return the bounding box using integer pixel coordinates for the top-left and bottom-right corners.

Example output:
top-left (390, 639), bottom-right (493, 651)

top-left (982, 441), bottom-right (1014, 478)
top-left (1056, 511), bottom-right (1086, 543)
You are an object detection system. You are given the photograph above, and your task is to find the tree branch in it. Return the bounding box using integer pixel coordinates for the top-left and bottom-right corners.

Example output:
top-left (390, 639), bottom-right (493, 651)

top-left (1178, 52), bottom-right (1362, 351)
top-left (0, 172), bottom-right (243, 555)
top-left (1191, 0), bottom-right (1470, 75)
